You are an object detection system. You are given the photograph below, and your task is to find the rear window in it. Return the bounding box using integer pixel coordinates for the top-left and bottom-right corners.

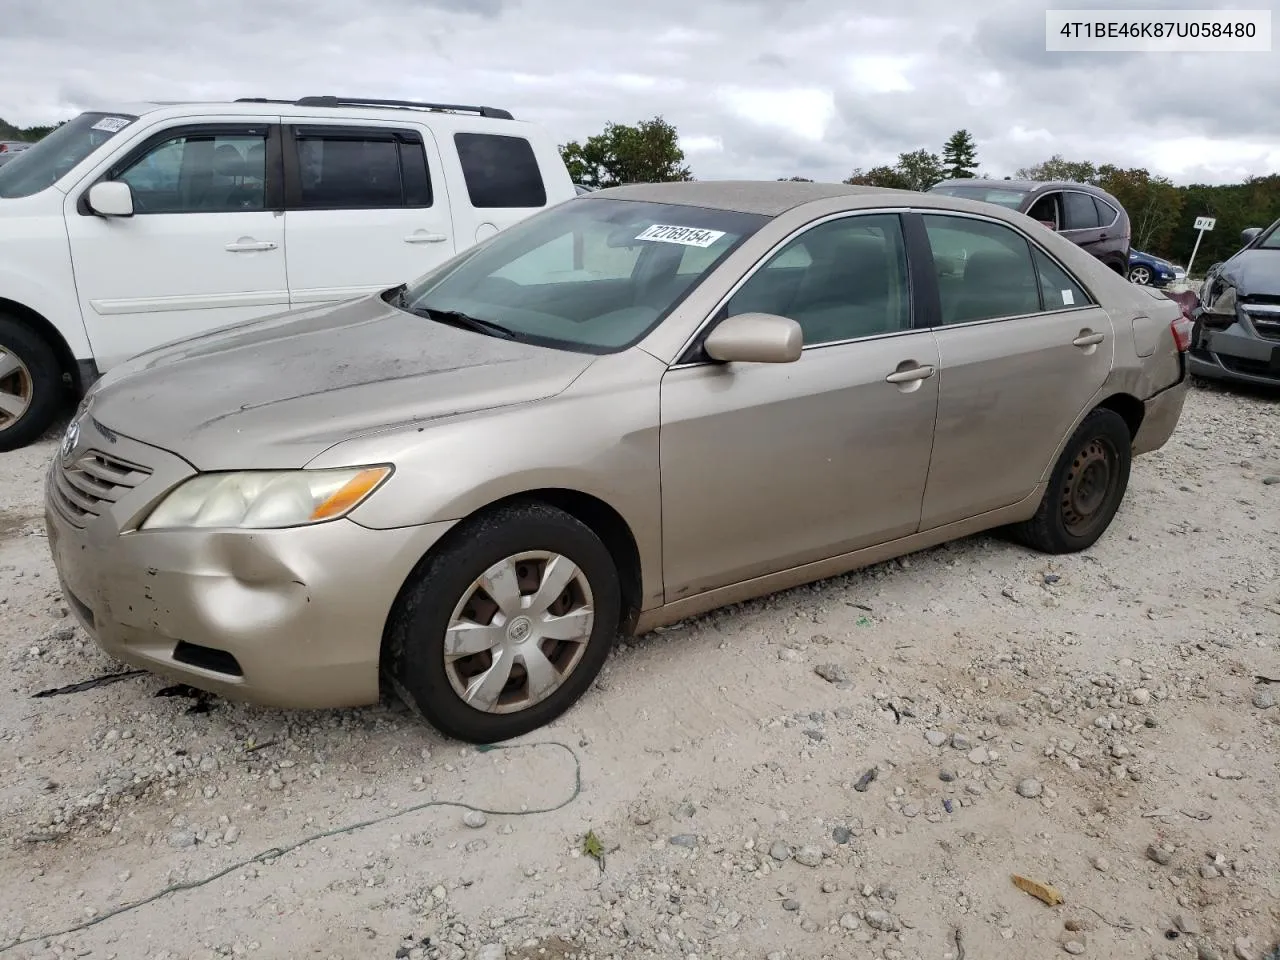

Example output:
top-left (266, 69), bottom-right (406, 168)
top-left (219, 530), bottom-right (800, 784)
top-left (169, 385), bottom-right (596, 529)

top-left (454, 132), bottom-right (547, 209)
top-left (930, 183), bottom-right (1030, 210)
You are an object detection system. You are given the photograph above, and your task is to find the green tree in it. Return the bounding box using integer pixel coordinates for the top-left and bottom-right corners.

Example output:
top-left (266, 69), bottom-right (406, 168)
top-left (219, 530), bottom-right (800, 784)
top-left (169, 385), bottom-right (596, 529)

top-left (941, 129), bottom-right (979, 180)
top-left (0, 117), bottom-right (63, 142)
top-left (843, 165), bottom-right (913, 189)
top-left (559, 116), bottom-right (692, 188)
top-left (1016, 155), bottom-right (1097, 183)
top-left (896, 149), bottom-right (945, 191)
top-left (1094, 165), bottom-right (1183, 253)
top-left (778, 176), bottom-right (814, 181)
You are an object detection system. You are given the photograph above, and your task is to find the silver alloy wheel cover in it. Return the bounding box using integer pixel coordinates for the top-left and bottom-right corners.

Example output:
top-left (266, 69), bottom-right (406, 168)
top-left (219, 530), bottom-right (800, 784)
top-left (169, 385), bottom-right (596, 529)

top-left (1129, 266), bottom-right (1151, 284)
top-left (443, 550), bottom-right (595, 715)
top-left (0, 345), bottom-right (34, 430)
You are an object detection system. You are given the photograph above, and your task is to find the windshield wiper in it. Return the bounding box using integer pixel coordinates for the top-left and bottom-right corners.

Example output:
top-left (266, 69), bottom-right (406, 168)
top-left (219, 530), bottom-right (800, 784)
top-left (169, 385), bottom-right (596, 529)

top-left (411, 305), bottom-right (517, 340)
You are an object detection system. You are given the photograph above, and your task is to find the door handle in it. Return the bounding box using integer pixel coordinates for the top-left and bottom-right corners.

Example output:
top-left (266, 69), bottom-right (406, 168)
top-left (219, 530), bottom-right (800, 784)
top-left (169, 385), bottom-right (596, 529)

top-left (885, 364), bottom-right (935, 384)
top-left (404, 232), bottom-right (448, 244)
top-left (1073, 332), bottom-right (1105, 347)
top-left (225, 239), bottom-right (277, 252)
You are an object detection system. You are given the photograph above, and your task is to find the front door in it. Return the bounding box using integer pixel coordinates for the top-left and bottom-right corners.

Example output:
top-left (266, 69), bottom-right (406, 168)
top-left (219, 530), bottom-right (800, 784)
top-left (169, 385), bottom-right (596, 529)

top-left (914, 211), bottom-right (1115, 529)
top-left (659, 212), bottom-right (940, 600)
top-left (281, 121), bottom-right (456, 307)
top-left (64, 122), bottom-right (289, 371)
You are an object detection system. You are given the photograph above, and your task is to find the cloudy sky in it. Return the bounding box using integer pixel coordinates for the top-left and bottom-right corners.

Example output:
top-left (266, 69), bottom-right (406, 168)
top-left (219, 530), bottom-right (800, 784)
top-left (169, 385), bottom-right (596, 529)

top-left (1, 0), bottom-right (1274, 185)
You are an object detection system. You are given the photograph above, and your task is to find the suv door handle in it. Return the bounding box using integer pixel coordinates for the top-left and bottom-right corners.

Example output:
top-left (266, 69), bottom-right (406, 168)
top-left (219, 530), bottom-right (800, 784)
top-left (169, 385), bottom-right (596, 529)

top-left (225, 239), bottom-right (277, 252)
top-left (404, 232), bottom-right (448, 244)
top-left (1073, 332), bottom-right (1105, 347)
top-left (885, 364), bottom-right (935, 384)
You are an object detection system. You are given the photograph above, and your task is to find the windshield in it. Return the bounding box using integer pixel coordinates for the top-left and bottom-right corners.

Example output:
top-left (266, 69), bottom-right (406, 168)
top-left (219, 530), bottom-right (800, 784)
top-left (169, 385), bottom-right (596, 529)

top-left (0, 111), bottom-right (138, 199)
top-left (930, 183), bottom-right (1031, 210)
top-left (396, 197), bottom-right (767, 353)
top-left (1257, 220), bottom-right (1280, 250)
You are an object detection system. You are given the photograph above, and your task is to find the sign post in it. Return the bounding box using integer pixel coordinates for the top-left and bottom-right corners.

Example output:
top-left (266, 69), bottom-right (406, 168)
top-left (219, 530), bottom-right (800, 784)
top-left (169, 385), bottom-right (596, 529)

top-left (1186, 216), bottom-right (1216, 278)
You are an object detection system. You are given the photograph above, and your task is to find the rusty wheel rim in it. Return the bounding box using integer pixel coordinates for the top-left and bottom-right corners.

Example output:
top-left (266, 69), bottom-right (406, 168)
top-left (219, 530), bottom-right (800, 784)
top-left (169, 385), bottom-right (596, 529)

top-left (1061, 437), bottom-right (1118, 538)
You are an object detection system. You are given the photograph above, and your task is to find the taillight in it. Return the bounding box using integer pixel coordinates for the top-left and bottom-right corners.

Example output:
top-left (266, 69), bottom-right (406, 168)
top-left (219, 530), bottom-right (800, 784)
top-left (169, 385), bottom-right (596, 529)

top-left (1171, 316), bottom-right (1193, 352)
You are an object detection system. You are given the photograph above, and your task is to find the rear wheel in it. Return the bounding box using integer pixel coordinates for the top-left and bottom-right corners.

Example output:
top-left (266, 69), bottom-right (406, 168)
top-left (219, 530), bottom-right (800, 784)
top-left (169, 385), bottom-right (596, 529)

top-left (1008, 408), bottom-right (1132, 554)
top-left (385, 501), bottom-right (620, 743)
top-left (0, 315), bottom-right (63, 452)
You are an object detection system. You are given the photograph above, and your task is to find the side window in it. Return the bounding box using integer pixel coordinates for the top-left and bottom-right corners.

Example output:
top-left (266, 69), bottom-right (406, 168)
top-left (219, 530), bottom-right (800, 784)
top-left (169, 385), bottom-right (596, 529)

top-left (1093, 196), bottom-right (1117, 227)
top-left (1032, 247), bottom-right (1091, 311)
top-left (1063, 191), bottom-right (1101, 230)
top-left (454, 133), bottom-right (547, 209)
top-left (117, 131), bottom-right (267, 214)
top-left (922, 214), bottom-right (1042, 325)
top-left (294, 129), bottom-right (430, 209)
top-left (726, 214), bottom-right (911, 346)
top-left (1026, 192), bottom-right (1060, 230)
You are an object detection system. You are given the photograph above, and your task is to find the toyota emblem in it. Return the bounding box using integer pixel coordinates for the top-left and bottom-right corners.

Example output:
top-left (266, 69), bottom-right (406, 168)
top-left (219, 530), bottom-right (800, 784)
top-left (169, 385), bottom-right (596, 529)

top-left (60, 418), bottom-right (80, 462)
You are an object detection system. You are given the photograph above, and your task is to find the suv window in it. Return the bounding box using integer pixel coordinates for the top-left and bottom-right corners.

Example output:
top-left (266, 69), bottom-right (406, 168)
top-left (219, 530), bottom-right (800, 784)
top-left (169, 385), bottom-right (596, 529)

top-left (727, 214), bottom-right (911, 345)
top-left (1063, 191), bottom-right (1101, 230)
top-left (293, 127), bottom-right (431, 209)
top-left (1093, 196), bottom-right (1118, 227)
top-left (454, 133), bottom-right (547, 209)
top-left (922, 214), bottom-right (1042, 324)
top-left (1032, 247), bottom-right (1091, 310)
top-left (116, 129), bottom-right (268, 213)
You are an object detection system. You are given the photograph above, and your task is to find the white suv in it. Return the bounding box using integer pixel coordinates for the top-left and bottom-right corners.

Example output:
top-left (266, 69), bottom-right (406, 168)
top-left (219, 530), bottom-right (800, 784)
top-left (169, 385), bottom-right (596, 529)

top-left (0, 95), bottom-right (576, 450)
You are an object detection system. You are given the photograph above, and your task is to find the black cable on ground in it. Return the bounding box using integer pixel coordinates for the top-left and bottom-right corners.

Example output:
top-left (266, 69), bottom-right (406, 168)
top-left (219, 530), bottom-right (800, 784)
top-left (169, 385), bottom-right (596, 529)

top-left (0, 741), bottom-right (581, 955)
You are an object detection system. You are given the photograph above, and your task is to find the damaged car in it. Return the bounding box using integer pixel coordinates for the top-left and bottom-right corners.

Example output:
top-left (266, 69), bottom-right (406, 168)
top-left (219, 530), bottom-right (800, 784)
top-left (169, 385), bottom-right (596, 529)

top-left (1190, 219), bottom-right (1280, 386)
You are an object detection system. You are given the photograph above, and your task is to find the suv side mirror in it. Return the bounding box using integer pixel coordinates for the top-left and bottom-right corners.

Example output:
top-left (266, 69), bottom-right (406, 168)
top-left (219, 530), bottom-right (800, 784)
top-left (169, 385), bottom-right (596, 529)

top-left (704, 312), bottom-right (803, 364)
top-left (1241, 227), bottom-right (1262, 245)
top-left (87, 181), bottom-right (134, 218)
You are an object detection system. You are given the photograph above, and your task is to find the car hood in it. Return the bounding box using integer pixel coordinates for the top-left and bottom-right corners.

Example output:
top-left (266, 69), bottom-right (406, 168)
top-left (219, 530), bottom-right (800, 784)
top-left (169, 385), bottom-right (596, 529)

top-left (84, 294), bottom-right (597, 471)
top-left (1213, 248), bottom-right (1280, 296)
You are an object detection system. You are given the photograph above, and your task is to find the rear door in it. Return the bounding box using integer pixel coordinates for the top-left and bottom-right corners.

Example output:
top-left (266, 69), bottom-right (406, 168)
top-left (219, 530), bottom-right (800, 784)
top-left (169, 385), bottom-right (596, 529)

top-left (911, 210), bottom-right (1114, 529)
top-left (281, 120), bottom-right (455, 307)
top-left (64, 120), bottom-right (289, 370)
top-left (1061, 189), bottom-right (1106, 257)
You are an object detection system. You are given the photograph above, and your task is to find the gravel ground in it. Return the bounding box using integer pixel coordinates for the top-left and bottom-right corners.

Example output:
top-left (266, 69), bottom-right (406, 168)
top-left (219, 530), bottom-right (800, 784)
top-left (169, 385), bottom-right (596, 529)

top-left (0, 380), bottom-right (1277, 960)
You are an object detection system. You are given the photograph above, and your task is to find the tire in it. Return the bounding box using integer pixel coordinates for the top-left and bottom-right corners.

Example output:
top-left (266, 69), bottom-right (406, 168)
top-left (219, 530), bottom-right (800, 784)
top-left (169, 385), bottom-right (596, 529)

top-left (1128, 265), bottom-right (1152, 285)
top-left (0, 315), bottom-right (64, 453)
top-left (385, 501), bottom-right (620, 744)
top-left (1008, 408), bottom-right (1132, 554)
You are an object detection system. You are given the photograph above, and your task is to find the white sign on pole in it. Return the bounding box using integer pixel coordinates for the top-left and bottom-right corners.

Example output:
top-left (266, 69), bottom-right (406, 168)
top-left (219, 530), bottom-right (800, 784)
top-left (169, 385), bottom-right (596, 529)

top-left (1193, 216), bottom-right (1216, 231)
top-left (1186, 216), bottom-right (1218, 277)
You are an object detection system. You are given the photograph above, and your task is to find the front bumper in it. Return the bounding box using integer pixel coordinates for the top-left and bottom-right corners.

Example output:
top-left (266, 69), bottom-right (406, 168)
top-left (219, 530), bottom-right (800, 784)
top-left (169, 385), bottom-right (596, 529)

top-left (1189, 318), bottom-right (1280, 386)
top-left (43, 421), bottom-right (454, 709)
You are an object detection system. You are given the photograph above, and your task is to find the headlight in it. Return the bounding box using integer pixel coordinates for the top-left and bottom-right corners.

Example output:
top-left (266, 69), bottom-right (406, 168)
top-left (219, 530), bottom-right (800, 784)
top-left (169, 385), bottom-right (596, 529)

top-left (140, 466), bottom-right (392, 531)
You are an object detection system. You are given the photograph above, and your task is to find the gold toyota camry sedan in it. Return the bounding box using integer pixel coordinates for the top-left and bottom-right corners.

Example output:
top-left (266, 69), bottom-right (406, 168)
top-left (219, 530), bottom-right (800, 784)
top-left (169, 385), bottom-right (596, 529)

top-left (45, 181), bottom-right (1191, 743)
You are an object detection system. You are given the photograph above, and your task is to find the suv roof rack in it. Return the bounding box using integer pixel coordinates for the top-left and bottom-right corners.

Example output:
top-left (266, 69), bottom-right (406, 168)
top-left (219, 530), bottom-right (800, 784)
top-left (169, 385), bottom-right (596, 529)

top-left (278, 96), bottom-right (514, 120)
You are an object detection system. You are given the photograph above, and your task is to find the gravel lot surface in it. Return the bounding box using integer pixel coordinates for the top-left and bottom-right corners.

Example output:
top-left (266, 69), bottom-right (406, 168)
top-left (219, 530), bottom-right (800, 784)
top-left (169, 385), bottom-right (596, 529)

top-left (1, 381), bottom-right (1277, 960)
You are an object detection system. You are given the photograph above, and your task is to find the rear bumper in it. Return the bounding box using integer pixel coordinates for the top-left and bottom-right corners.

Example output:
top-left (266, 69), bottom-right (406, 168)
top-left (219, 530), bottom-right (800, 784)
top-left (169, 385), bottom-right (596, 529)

top-left (1132, 355), bottom-right (1189, 456)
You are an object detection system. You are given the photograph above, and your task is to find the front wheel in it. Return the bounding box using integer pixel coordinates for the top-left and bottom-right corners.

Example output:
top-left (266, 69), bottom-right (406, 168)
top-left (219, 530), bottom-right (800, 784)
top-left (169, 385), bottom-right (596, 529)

top-left (1128, 265), bottom-right (1152, 285)
top-left (0, 315), bottom-right (64, 452)
top-left (385, 501), bottom-right (620, 743)
top-left (1008, 408), bottom-right (1132, 554)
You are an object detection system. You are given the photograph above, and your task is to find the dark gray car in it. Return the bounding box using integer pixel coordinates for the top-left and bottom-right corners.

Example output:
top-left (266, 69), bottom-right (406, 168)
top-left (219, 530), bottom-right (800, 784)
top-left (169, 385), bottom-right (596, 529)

top-left (1191, 220), bottom-right (1280, 387)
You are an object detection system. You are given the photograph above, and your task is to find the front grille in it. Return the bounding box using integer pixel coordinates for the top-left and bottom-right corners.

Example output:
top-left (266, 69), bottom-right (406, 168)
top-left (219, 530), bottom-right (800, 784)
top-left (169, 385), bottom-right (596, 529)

top-left (1242, 300), bottom-right (1280, 341)
top-left (51, 449), bottom-right (152, 526)
top-left (1220, 355), bottom-right (1280, 380)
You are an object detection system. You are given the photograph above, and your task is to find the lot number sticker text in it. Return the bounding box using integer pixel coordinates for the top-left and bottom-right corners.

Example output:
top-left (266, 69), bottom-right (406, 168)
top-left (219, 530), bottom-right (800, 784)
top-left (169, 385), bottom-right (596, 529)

top-left (635, 224), bottom-right (726, 248)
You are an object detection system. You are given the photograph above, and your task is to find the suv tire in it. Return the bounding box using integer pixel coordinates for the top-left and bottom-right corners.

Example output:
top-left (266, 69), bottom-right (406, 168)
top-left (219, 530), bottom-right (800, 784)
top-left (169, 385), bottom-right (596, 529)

top-left (0, 315), bottom-right (63, 452)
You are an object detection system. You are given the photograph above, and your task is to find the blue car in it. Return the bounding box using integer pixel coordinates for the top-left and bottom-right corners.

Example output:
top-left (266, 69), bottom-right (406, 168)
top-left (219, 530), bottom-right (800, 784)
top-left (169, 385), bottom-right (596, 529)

top-left (1127, 249), bottom-right (1185, 287)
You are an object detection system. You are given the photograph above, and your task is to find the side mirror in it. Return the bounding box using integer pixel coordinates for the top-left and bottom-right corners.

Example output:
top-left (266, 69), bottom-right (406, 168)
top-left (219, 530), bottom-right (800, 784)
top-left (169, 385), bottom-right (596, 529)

top-left (87, 181), bottom-right (134, 218)
top-left (1241, 227), bottom-right (1262, 245)
top-left (704, 312), bottom-right (803, 364)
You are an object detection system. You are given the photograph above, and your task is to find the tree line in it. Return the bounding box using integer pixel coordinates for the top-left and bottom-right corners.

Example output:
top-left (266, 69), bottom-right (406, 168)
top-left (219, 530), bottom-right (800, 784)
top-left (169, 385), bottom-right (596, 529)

top-left (4, 113), bottom-right (1274, 270)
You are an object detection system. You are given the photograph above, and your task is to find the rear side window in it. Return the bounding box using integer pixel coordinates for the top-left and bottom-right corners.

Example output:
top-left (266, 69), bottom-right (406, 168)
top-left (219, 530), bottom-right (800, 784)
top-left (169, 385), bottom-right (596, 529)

top-left (454, 133), bottom-right (547, 209)
top-left (1032, 247), bottom-right (1091, 310)
top-left (1063, 191), bottom-right (1101, 230)
top-left (1093, 196), bottom-right (1118, 226)
top-left (292, 127), bottom-right (433, 209)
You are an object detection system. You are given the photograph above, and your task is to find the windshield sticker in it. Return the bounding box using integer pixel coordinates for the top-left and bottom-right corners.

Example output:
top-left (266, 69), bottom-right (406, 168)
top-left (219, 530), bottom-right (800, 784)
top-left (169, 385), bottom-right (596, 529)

top-left (1061, 289), bottom-right (1075, 305)
top-left (91, 117), bottom-right (131, 133)
top-left (635, 224), bottom-right (726, 248)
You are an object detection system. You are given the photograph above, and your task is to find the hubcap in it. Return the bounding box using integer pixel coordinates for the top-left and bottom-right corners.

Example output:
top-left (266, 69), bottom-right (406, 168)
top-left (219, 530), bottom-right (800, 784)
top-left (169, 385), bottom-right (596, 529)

top-left (0, 346), bottom-right (34, 431)
top-left (443, 551), bottom-right (595, 715)
top-left (1061, 438), bottom-right (1116, 537)
top-left (1130, 267), bottom-right (1150, 285)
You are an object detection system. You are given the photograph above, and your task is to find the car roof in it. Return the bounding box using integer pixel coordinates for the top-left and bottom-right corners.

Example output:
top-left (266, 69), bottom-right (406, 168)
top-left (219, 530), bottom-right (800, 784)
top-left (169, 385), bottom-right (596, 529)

top-left (76, 98), bottom-right (534, 128)
top-left (937, 177), bottom-right (1109, 195)
top-left (587, 180), bottom-right (921, 216)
